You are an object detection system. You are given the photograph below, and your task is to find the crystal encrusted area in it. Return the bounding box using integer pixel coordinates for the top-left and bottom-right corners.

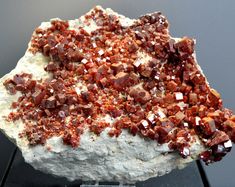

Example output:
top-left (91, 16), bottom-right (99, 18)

top-left (3, 7), bottom-right (235, 163)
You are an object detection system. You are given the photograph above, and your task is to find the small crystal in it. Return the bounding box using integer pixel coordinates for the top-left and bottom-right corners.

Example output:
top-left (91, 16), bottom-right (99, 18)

top-left (147, 112), bottom-right (155, 123)
top-left (195, 116), bottom-right (201, 126)
top-left (189, 93), bottom-right (198, 105)
top-left (154, 75), bottom-right (160, 80)
top-left (224, 140), bottom-right (232, 148)
top-left (156, 109), bottom-right (166, 119)
top-left (213, 144), bottom-right (226, 154)
top-left (92, 42), bottom-right (97, 48)
top-left (133, 59), bottom-right (142, 67)
top-left (141, 120), bottom-right (149, 128)
top-left (166, 75), bottom-right (171, 80)
top-left (120, 48), bottom-right (125, 53)
top-left (49, 89), bottom-right (54, 93)
top-left (202, 117), bottom-right (216, 135)
top-left (98, 49), bottom-right (104, 56)
top-left (177, 102), bottom-right (187, 110)
top-left (183, 122), bottom-right (189, 127)
top-left (181, 147), bottom-right (190, 157)
top-left (75, 87), bottom-right (81, 95)
top-left (81, 59), bottom-right (88, 64)
top-left (175, 92), bottom-right (183, 101)
top-left (58, 111), bottom-right (66, 118)
top-left (175, 111), bottom-right (185, 120)
top-left (150, 87), bottom-right (157, 95)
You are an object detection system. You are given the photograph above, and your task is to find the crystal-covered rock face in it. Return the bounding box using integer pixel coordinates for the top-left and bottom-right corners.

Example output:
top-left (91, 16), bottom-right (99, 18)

top-left (0, 5), bottom-right (234, 182)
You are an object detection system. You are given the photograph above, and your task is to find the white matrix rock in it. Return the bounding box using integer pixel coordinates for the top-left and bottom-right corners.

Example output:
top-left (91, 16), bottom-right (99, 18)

top-left (0, 6), bottom-right (206, 183)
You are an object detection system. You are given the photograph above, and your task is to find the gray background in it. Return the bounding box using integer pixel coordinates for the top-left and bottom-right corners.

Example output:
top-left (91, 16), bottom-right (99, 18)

top-left (0, 0), bottom-right (235, 186)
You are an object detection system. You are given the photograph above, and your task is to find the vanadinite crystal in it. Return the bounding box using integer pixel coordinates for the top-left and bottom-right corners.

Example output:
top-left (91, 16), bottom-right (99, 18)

top-left (0, 6), bottom-right (234, 182)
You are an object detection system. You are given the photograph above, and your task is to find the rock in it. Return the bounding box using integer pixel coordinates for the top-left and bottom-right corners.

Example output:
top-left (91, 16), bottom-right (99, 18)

top-left (0, 5), bottom-right (233, 183)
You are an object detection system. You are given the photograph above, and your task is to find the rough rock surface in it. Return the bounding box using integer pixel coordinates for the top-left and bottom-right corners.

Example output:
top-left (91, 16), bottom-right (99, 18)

top-left (0, 6), bottom-right (214, 183)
